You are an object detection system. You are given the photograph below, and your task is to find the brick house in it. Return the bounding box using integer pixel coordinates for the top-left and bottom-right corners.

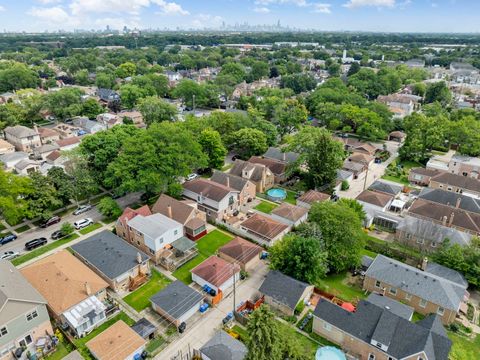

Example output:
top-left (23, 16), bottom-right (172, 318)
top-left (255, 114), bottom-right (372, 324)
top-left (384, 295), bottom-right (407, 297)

top-left (408, 167), bottom-right (441, 186)
top-left (448, 154), bottom-right (480, 179)
top-left (429, 171), bottom-right (480, 198)
top-left (229, 159), bottom-right (275, 193)
top-left (210, 170), bottom-right (256, 206)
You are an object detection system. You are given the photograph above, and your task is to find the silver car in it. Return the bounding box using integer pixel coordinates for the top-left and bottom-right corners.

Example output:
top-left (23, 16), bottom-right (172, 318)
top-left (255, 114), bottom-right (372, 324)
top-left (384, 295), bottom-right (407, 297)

top-left (73, 204), bottom-right (93, 215)
top-left (73, 218), bottom-right (93, 230)
top-left (0, 251), bottom-right (19, 260)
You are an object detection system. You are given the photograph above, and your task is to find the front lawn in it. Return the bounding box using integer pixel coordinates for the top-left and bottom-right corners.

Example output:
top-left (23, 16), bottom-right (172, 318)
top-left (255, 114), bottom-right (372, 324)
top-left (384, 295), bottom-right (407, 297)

top-left (317, 272), bottom-right (367, 303)
top-left (12, 234), bottom-right (80, 266)
top-left (172, 229), bottom-right (234, 284)
top-left (123, 269), bottom-right (172, 312)
top-left (449, 332), bottom-right (480, 360)
top-left (254, 200), bottom-right (278, 214)
top-left (79, 222), bottom-right (103, 235)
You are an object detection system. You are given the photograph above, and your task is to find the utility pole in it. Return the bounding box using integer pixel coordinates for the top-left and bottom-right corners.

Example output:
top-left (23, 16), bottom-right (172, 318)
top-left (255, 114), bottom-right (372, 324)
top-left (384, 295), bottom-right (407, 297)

top-left (233, 264), bottom-right (236, 314)
top-left (363, 163), bottom-right (369, 191)
top-left (192, 94), bottom-right (196, 111)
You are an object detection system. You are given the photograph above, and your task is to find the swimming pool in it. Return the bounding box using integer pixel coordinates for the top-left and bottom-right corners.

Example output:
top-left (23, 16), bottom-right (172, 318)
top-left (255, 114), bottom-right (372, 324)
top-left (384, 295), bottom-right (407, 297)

top-left (315, 346), bottom-right (346, 360)
top-left (266, 188), bottom-right (287, 202)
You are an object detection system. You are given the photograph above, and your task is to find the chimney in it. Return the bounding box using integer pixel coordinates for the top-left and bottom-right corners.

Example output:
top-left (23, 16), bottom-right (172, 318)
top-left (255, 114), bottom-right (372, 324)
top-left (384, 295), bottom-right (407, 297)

top-left (136, 252), bottom-right (142, 264)
top-left (282, 152), bottom-right (286, 162)
top-left (441, 215), bottom-right (447, 226)
top-left (456, 197), bottom-right (461, 208)
top-left (85, 282), bottom-right (91, 296)
top-left (33, 123), bottom-right (38, 134)
top-left (449, 212), bottom-right (455, 226)
top-left (226, 176), bottom-right (230, 189)
top-left (421, 257), bottom-right (428, 271)
top-left (167, 204), bottom-right (172, 219)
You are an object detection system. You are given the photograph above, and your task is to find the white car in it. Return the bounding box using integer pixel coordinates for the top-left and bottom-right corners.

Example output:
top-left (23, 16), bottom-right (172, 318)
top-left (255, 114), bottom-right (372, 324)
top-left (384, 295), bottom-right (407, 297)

top-left (0, 251), bottom-right (19, 260)
top-left (73, 204), bottom-right (93, 215)
top-left (74, 218), bottom-right (93, 230)
top-left (186, 173), bottom-right (199, 181)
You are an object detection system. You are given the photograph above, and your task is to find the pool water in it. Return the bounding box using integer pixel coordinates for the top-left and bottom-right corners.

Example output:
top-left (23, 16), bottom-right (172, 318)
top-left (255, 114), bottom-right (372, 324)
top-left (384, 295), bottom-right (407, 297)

top-left (267, 188), bottom-right (287, 201)
top-left (315, 346), bottom-right (346, 360)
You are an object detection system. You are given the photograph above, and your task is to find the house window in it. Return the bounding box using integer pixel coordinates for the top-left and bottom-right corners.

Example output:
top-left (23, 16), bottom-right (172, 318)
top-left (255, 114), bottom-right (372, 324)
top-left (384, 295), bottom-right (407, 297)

top-left (174, 230), bottom-right (178, 236)
top-left (368, 354), bottom-right (375, 360)
top-left (416, 238), bottom-right (424, 244)
top-left (375, 280), bottom-right (381, 288)
top-left (431, 242), bottom-right (437, 248)
top-left (405, 293), bottom-right (412, 301)
top-left (26, 310), bottom-right (38, 321)
top-left (406, 233), bottom-right (412, 240)
top-left (437, 307), bottom-right (445, 316)
top-left (323, 322), bottom-right (332, 331)
top-left (0, 327), bottom-right (7, 337)
top-left (447, 187), bottom-right (452, 191)
top-left (439, 184), bottom-right (443, 188)
top-left (19, 335), bottom-right (32, 348)
top-left (159, 238), bottom-right (164, 244)
top-left (419, 299), bottom-right (427, 308)
top-left (389, 288), bottom-right (397, 296)
top-left (149, 249), bottom-right (155, 255)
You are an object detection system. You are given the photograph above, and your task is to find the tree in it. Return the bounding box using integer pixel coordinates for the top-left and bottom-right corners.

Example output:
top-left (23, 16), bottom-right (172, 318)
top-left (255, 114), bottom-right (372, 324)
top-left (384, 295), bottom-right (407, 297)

top-left (47, 167), bottom-right (74, 206)
top-left (198, 129), bottom-right (227, 169)
top-left (116, 62), bottom-right (137, 79)
top-left (0, 102), bottom-right (25, 130)
top-left (146, 73), bottom-right (169, 97)
top-left (24, 172), bottom-right (62, 220)
top-left (347, 62), bottom-right (361, 77)
top-left (280, 73), bottom-right (316, 94)
top-left (60, 222), bottom-right (75, 237)
top-left (337, 198), bottom-right (366, 222)
top-left (303, 201), bottom-right (365, 273)
top-left (64, 152), bottom-right (98, 203)
top-left (97, 197), bottom-right (122, 219)
top-left (0, 168), bottom-right (32, 225)
top-left (0, 62), bottom-right (39, 92)
top-left (245, 305), bottom-right (282, 360)
top-left (81, 98), bottom-right (104, 119)
top-left (45, 88), bottom-right (83, 120)
top-left (288, 127), bottom-right (345, 189)
top-left (219, 62), bottom-right (246, 84)
top-left (119, 84), bottom-right (148, 109)
top-left (249, 61), bottom-right (269, 81)
top-left (230, 128), bottom-right (268, 159)
top-left (272, 99), bottom-right (308, 137)
top-left (425, 81), bottom-right (451, 105)
top-left (270, 234), bottom-right (328, 283)
top-left (96, 73), bottom-right (115, 89)
top-left (172, 79), bottom-right (204, 108)
top-left (412, 82), bottom-right (426, 97)
top-left (137, 96), bottom-right (177, 126)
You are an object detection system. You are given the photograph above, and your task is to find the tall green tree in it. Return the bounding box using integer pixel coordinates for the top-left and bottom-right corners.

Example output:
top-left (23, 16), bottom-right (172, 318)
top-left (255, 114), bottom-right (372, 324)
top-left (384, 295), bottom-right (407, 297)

top-left (97, 197), bottom-right (122, 219)
top-left (119, 84), bottom-right (148, 109)
top-left (245, 305), bottom-right (282, 360)
top-left (24, 173), bottom-right (62, 219)
top-left (0, 169), bottom-right (32, 225)
top-left (198, 129), bottom-right (227, 169)
top-left (137, 96), bottom-right (177, 126)
top-left (47, 167), bottom-right (74, 206)
top-left (425, 81), bottom-right (451, 105)
top-left (230, 128), bottom-right (268, 159)
top-left (272, 99), bottom-right (308, 137)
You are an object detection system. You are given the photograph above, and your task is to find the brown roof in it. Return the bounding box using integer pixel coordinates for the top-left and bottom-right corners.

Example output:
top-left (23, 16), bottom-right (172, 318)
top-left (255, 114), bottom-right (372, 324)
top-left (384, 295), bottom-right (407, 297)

top-left (86, 320), bottom-right (146, 360)
top-left (431, 172), bottom-right (480, 194)
top-left (185, 217), bottom-right (206, 230)
top-left (38, 127), bottom-right (59, 138)
top-left (21, 250), bottom-right (108, 316)
top-left (218, 237), bottom-right (262, 264)
top-left (410, 167), bottom-right (441, 177)
top-left (118, 206), bottom-right (152, 228)
top-left (356, 189), bottom-right (393, 208)
top-left (336, 138), bottom-right (377, 155)
top-left (191, 256), bottom-right (240, 287)
top-left (297, 190), bottom-right (330, 205)
top-left (249, 156), bottom-right (287, 175)
top-left (408, 198), bottom-right (480, 234)
top-left (240, 213), bottom-right (289, 241)
top-left (348, 152), bottom-right (374, 164)
top-left (271, 203), bottom-right (308, 222)
top-left (389, 131), bottom-right (406, 138)
top-left (229, 159), bottom-right (270, 182)
top-left (151, 194), bottom-right (194, 225)
top-left (183, 178), bottom-right (237, 202)
top-left (56, 136), bottom-right (80, 148)
top-left (46, 150), bottom-right (61, 162)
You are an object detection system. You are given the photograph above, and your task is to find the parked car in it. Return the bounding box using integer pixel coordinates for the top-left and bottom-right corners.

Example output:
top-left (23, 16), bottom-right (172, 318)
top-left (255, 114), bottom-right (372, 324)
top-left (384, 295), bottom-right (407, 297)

top-left (73, 204), bottom-right (93, 215)
top-left (0, 234), bottom-right (17, 245)
top-left (25, 237), bottom-right (47, 251)
top-left (186, 173), bottom-right (199, 181)
top-left (51, 230), bottom-right (66, 240)
top-left (40, 216), bottom-right (61, 228)
top-left (0, 251), bottom-right (19, 260)
top-left (74, 218), bottom-right (93, 230)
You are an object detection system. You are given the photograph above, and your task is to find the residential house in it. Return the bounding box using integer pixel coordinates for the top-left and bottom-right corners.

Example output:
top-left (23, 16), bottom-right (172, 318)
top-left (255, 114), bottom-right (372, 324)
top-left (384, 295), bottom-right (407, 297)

top-left (218, 236), bottom-right (263, 272)
top-left (71, 230), bottom-right (150, 293)
top-left (248, 156), bottom-right (288, 183)
top-left (14, 159), bottom-right (40, 175)
top-left (363, 254), bottom-right (469, 324)
top-left (96, 113), bottom-right (120, 129)
top-left (426, 155), bottom-right (450, 172)
top-left (296, 190), bottom-right (330, 209)
top-left (85, 320), bottom-right (146, 360)
top-left (116, 205), bottom-right (152, 240)
top-left (239, 213), bottom-right (289, 246)
top-left (377, 94), bottom-right (421, 119)
top-left (151, 194), bottom-right (207, 241)
top-left (270, 203), bottom-right (308, 228)
top-left (33, 144), bottom-right (59, 161)
top-left (229, 159), bottom-right (274, 193)
top-left (408, 167), bottom-right (441, 186)
top-left (37, 127), bottom-right (60, 144)
top-left (259, 270), bottom-right (313, 316)
top-left (263, 147), bottom-right (300, 164)
top-left (72, 117), bottom-right (105, 134)
top-left (51, 123), bottom-right (82, 139)
top-left (210, 170), bottom-right (256, 206)
top-left (0, 152), bottom-right (29, 171)
top-left (55, 137), bottom-right (81, 151)
top-left (368, 180), bottom-right (403, 197)
top-left (356, 189), bottom-right (396, 228)
top-left (97, 88), bottom-right (120, 104)
top-left (448, 154), bottom-right (480, 179)
top-left (3, 125), bottom-right (41, 153)
top-left (343, 153), bottom-right (374, 179)
top-left (0, 139), bottom-right (14, 156)
top-left (199, 330), bottom-right (247, 360)
top-left (418, 187), bottom-right (480, 215)
top-left (45, 150), bottom-right (64, 166)
top-left (191, 256), bottom-right (240, 294)
top-left (118, 110), bottom-right (144, 127)
top-left (0, 260), bottom-right (54, 360)
top-left (342, 160), bottom-right (366, 179)
top-left (183, 178), bottom-right (240, 222)
top-left (336, 138), bottom-right (377, 156)
top-left (429, 171), bottom-right (480, 198)
top-left (366, 293), bottom-right (414, 320)
top-left (312, 298), bottom-right (452, 360)
top-left (150, 280), bottom-right (204, 327)
top-left (21, 250), bottom-right (109, 337)
top-left (388, 130), bottom-right (406, 142)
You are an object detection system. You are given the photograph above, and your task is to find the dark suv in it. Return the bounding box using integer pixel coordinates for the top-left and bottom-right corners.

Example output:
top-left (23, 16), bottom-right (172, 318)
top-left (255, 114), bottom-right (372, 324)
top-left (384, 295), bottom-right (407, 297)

top-left (40, 216), bottom-right (61, 228)
top-left (25, 238), bottom-right (47, 251)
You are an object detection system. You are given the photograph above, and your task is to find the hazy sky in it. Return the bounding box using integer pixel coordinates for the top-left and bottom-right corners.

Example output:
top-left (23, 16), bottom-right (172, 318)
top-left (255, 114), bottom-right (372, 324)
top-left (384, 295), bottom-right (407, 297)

top-left (0, 0), bottom-right (478, 33)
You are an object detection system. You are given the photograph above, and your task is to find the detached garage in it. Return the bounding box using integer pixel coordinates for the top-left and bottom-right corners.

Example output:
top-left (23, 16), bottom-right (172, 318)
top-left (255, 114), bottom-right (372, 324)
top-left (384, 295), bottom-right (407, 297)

top-left (191, 256), bottom-right (240, 294)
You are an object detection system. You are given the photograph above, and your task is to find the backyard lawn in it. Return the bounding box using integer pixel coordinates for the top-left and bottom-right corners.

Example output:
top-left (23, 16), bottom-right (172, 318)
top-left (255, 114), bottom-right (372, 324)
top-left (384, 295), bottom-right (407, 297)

top-left (317, 272), bottom-right (367, 302)
top-left (123, 269), bottom-right (172, 311)
top-left (382, 160), bottom-right (423, 185)
top-left (45, 341), bottom-right (74, 360)
top-left (283, 189), bottom-right (297, 205)
top-left (448, 332), bottom-right (480, 360)
top-left (172, 229), bottom-right (234, 284)
top-left (12, 234), bottom-right (80, 266)
top-left (254, 200), bottom-right (278, 214)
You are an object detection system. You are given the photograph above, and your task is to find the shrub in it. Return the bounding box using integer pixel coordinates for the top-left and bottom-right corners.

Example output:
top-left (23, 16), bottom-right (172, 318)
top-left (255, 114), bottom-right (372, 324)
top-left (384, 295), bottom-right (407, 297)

top-left (341, 180), bottom-right (350, 191)
top-left (294, 301), bottom-right (305, 315)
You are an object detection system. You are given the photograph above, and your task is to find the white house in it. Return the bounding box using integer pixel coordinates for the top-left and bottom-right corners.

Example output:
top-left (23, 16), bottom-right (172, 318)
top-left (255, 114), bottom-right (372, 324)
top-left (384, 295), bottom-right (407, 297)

top-left (0, 151), bottom-right (29, 170)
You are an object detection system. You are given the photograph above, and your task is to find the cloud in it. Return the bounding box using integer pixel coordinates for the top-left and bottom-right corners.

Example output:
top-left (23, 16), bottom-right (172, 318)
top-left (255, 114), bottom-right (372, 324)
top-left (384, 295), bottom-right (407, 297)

top-left (69, 0), bottom-right (150, 15)
top-left (343, 0), bottom-right (395, 8)
top-left (254, 6), bottom-right (271, 13)
top-left (36, 0), bottom-right (63, 4)
top-left (153, 0), bottom-right (189, 15)
top-left (255, 0), bottom-right (309, 7)
top-left (191, 13), bottom-right (223, 29)
top-left (0, 5), bottom-right (5, 12)
top-left (28, 6), bottom-right (76, 23)
top-left (312, 3), bottom-right (331, 13)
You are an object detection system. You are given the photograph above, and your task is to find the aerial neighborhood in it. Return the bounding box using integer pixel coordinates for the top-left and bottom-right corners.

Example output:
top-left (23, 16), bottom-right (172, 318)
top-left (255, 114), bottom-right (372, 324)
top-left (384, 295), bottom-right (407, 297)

top-left (1, 25), bottom-right (480, 360)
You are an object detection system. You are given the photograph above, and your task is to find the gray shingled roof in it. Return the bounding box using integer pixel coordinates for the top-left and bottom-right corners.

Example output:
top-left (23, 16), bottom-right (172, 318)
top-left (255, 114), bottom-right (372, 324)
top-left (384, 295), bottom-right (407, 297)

top-left (211, 170), bottom-right (250, 192)
top-left (368, 180), bottom-right (403, 196)
top-left (131, 318), bottom-right (156, 339)
top-left (200, 330), bottom-right (247, 360)
top-left (366, 293), bottom-right (413, 320)
top-left (419, 188), bottom-right (480, 215)
top-left (259, 270), bottom-right (309, 310)
top-left (4, 125), bottom-right (38, 138)
top-left (313, 299), bottom-right (452, 360)
top-left (263, 147), bottom-right (299, 164)
top-left (365, 255), bottom-right (467, 311)
top-left (70, 230), bottom-right (149, 280)
top-left (150, 280), bottom-right (203, 320)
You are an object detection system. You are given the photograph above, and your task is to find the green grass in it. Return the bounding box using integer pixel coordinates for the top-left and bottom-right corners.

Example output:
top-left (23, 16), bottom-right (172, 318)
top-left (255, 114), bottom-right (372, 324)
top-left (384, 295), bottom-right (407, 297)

top-left (359, 247), bottom-right (377, 258)
top-left (283, 189), bottom-right (297, 205)
top-left (123, 269), bottom-right (172, 312)
top-left (277, 321), bottom-right (320, 357)
top-left (45, 341), bottom-right (74, 360)
top-left (232, 325), bottom-right (249, 342)
top-left (449, 332), bottom-right (480, 360)
top-left (381, 174), bottom-right (410, 186)
top-left (172, 229), bottom-right (234, 284)
top-left (14, 224), bottom-right (31, 233)
top-left (146, 336), bottom-right (166, 353)
top-left (79, 222), bottom-right (103, 235)
top-left (411, 312), bottom-right (425, 323)
top-left (0, 223), bottom-right (6, 232)
top-left (222, 163), bottom-right (233, 171)
top-left (317, 272), bottom-right (367, 302)
top-left (73, 312), bottom-right (134, 360)
top-left (254, 200), bottom-right (278, 214)
top-left (382, 159), bottom-right (423, 185)
top-left (12, 234), bottom-right (80, 266)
